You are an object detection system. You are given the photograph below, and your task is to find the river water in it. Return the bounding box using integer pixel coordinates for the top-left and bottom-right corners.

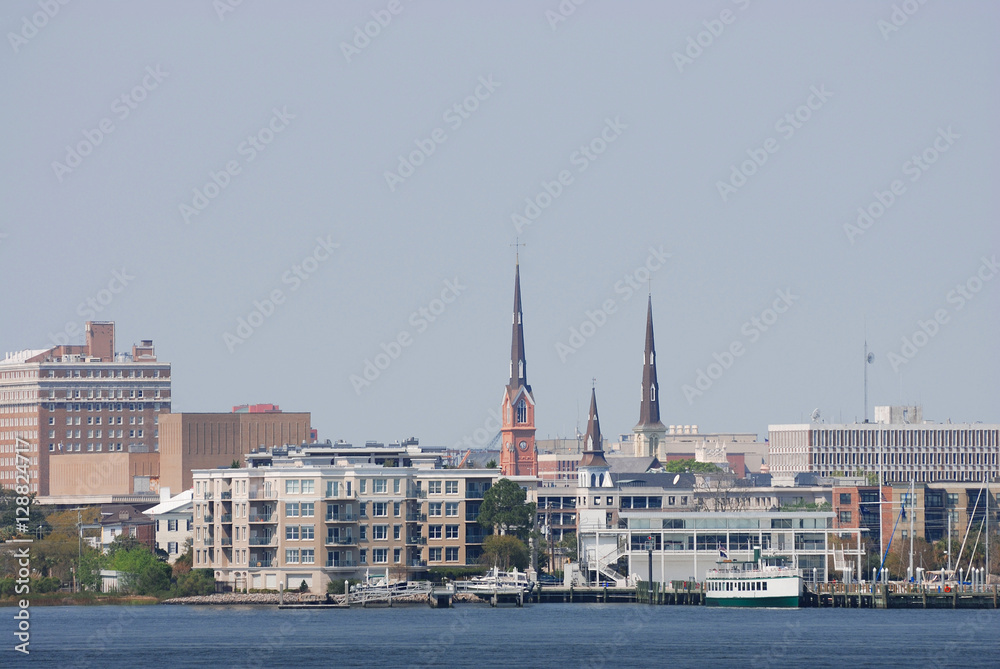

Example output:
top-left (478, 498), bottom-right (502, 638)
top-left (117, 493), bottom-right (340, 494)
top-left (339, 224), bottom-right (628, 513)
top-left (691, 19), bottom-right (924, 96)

top-left (7, 603), bottom-right (998, 668)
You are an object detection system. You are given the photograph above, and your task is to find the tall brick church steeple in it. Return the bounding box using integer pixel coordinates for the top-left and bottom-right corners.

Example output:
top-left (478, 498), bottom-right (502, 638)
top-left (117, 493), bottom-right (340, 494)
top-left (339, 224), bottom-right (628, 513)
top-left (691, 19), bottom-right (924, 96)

top-left (500, 260), bottom-right (537, 477)
top-left (633, 295), bottom-right (666, 458)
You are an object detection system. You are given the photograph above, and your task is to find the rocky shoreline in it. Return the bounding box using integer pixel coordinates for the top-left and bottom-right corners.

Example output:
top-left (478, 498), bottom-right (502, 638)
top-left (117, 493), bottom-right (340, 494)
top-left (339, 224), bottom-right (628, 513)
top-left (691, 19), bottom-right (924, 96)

top-left (162, 591), bottom-right (485, 605)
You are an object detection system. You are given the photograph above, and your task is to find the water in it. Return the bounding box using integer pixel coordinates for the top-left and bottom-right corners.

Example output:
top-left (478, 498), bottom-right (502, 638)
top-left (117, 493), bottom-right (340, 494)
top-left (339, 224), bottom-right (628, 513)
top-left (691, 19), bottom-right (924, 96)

top-left (8, 603), bottom-right (998, 668)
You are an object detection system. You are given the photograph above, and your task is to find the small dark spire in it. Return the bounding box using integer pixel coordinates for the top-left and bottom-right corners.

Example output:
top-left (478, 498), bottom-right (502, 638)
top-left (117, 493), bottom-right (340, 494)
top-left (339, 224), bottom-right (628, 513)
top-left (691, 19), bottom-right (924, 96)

top-left (509, 261), bottom-right (530, 394)
top-left (636, 295), bottom-right (664, 429)
top-left (579, 387), bottom-right (609, 468)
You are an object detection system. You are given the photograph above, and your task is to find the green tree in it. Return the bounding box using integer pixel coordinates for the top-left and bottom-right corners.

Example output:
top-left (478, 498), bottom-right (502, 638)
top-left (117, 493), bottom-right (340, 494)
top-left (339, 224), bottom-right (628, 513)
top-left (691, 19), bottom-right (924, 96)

top-left (485, 459), bottom-right (498, 469)
top-left (107, 545), bottom-right (170, 595)
top-left (480, 535), bottom-right (529, 571)
top-left (0, 486), bottom-right (50, 540)
top-left (662, 459), bottom-right (722, 474)
top-left (558, 532), bottom-right (578, 562)
top-left (477, 478), bottom-right (535, 539)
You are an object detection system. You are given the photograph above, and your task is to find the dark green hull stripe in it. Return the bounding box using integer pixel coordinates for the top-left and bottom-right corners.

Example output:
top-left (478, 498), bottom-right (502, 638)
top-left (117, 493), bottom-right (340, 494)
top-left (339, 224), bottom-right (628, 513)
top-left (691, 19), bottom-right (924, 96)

top-left (705, 596), bottom-right (799, 608)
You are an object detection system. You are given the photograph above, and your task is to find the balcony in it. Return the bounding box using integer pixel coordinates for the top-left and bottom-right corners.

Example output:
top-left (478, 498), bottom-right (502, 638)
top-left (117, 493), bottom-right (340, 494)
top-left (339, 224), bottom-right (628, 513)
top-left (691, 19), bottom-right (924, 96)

top-left (406, 513), bottom-right (427, 522)
top-left (203, 515), bottom-right (214, 523)
top-left (410, 489), bottom-right (427, 499)
top-left (220, 514), bottom-right (233, 523)
top-left (406, 536), bottom-right (427, 545)
top-left (466, 485), bottom-right (490, 499)
top-left (248, 490), bottom-right (277, 500)
top-left (326, 537), bottom-right (356, 546)
top-left (203, 492), bottom-right (213, 500)
top-left (202, 535), bottom-right (214, 545)
top-left (325, 560), bottom-right (356, 568)
top-left (465, 533), bottom-right (488, 544)
top-left (249, 536), bottom-right (276, 546)
top-left (249, 559), bottom-right (274, 568)
top-left (220, 537), bottom-right (233, 547)
top-left (325, 513), bottom-right (356, 523)
top-left (249, 513), bottom-right (275, 523)
top-left (221, 491), bottom-right (232, 500)
top-left (465, 513), bottom-right (480, 522)
top-left (409, 559), bottom-right (427, 567)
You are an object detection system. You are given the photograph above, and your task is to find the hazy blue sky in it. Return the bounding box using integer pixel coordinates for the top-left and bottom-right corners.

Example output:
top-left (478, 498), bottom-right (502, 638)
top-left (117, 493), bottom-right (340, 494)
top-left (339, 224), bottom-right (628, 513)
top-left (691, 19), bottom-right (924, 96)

top-left (2, 1), bottom-right (997, 449)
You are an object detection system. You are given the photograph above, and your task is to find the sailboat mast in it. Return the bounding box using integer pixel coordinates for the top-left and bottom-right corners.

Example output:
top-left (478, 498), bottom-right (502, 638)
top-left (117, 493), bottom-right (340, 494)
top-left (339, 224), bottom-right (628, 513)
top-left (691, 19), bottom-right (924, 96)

top-left (908, 478), bottom-right (914, 581)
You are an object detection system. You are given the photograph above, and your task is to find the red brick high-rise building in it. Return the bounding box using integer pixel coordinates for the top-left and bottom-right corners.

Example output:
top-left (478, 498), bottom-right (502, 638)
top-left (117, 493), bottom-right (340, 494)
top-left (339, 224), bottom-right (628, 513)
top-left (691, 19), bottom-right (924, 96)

top-left (500, 261), bottom-right (537, 477)
top-left (0, 321), bottom-right (170, 498)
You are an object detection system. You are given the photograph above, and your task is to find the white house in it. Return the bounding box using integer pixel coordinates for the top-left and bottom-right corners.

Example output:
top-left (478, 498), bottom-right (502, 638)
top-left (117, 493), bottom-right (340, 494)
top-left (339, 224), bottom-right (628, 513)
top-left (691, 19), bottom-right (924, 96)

top-left (145, 487), bottom-right (194, 563)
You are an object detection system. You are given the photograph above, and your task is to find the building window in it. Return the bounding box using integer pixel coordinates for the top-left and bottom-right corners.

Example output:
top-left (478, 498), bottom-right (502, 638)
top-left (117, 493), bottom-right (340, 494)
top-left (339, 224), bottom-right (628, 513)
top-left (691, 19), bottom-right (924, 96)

top-left (393, 525), bottom-right (401, 540)
top-left (839, 493), bottom-right (852, 505)
top-left (428, 481), bottom-right (442, 495)
top-left (445, 525), bottom-right (459, 539)
top-left (360, 479), bottom-right (367, 494)
top-left (393, 548), bottom-right (401, 563)
top-left (360, 549), bottom-right (367, 564)
top-left (301, 549), bottom-right (314, 565)
top-left (285, 480), bottom-right (299, 494)
top-left (300, 503), bottom-right (315, 517)
top-left (168, 519), bottom-right (178, 532)
top-left (428, 503), bottom-right (442, 517)
top-left (285, 549), bottom-right (300, 564)
top-left (429, 547), bottom-right (442, 562)
top-left (445, 547), bottom-right (459, 562)
top-left (373, 549), bottom-right (388, 564)
top-left (373, 502), bottom-right (388, 517)
top-left (839, 511), bottom-right (852, 524)
top-left (359, 526), bottom-right (367, 541)
top-left (445, 503), bottom-right (459, 517)
top-left (393, 479), bottom-right (401, 494)
top-left (516, 399), bottom-right (526, 424)
top-left (428, 525), bottom-right (442, 539)
top-left (393, 502), bottom-right (401, 517)
top-left (373, 525), bottom-right (388, 540)
top-left (286, 503), bottom-right (300, 517)
top-left (374, 479), bottom-right (387, 494)
top-left (167, 542), bottom-right (178, 554)
top-left (445, 481), bottom-right (458, 495)
top-left (286, 526), bottom-right (300, 540)
top-left (301, 480), bottom-right (315, 494)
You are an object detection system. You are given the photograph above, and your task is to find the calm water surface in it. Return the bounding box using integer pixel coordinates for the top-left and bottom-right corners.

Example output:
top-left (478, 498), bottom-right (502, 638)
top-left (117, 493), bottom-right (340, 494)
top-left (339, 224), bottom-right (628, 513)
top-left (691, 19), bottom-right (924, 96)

top-left (8, 603), bottom-right (999, 668)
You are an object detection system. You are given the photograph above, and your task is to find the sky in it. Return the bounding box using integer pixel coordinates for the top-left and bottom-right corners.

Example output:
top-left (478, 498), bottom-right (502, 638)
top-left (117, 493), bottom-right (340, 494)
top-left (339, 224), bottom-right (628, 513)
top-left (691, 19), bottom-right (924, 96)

top-left (1, 1), bottom-right (997, 450)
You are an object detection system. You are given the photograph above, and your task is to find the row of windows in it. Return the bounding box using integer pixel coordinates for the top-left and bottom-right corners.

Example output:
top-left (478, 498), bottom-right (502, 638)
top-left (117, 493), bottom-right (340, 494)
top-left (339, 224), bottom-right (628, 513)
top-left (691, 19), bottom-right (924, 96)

top-left (56, 429), bottom-right (140, 439)
top-left (46, 402), bottom-right (166, 411)
top-left (709, 580), bottom-right (768, 592)
top-left (45, 368), bottom-right (166, 379)
top-left (49, 442), bottom-right (127, 452)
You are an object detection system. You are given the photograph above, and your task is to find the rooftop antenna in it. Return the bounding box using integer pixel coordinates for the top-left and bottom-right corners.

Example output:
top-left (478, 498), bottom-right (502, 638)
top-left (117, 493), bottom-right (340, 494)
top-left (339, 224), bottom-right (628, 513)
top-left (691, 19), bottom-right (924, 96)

top-left (864, 324), bottom-right (875, 423)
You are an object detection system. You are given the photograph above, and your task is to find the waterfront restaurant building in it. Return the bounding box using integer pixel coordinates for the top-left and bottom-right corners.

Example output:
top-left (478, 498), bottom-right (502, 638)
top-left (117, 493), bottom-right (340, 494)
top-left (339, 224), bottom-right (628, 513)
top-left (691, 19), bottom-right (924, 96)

top-left (579, 509), bottom-right (861, 585)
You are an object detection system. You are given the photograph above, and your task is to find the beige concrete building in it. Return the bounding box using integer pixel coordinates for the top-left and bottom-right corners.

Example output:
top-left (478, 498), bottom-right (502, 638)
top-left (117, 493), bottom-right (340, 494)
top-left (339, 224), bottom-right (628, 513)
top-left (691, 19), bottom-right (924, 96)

top-left (159, 411), bottom-right (311, 493)
top-left (192, 445), bottom-right (497, 593)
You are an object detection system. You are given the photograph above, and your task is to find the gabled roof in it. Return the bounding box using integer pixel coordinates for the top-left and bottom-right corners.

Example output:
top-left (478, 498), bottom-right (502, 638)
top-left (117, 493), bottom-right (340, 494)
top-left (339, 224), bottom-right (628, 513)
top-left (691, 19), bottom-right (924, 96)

top-left (610, 471), bottom-right (696, 489)
top-left (606, 456), bottom-right (662, 474)
top-left (144, 489), bottom-right (194, 516)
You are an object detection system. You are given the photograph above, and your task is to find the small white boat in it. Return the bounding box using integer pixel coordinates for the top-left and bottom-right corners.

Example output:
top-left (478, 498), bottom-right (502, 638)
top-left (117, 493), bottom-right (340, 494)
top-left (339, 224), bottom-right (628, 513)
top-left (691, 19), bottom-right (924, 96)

top-left (466, 566), bottom-right (534, 593)
top-left (704, 548), bottom-right (803, 608)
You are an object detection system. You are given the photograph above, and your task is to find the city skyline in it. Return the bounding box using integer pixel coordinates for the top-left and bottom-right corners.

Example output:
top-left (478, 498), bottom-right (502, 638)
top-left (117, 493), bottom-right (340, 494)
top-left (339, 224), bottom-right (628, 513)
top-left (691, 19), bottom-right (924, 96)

top-left (1, 1), bottom-right (997, 449)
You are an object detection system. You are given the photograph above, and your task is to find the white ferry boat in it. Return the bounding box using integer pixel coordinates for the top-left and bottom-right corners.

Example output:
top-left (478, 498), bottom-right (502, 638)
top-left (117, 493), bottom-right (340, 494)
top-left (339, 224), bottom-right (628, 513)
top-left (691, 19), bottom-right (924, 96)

top-left (704, 548), bottom-right (803, 608)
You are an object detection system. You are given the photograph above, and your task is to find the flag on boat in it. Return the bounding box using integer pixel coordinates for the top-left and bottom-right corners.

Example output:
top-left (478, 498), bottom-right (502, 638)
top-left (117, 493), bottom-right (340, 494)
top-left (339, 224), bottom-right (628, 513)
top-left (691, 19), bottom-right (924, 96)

top-left (719, 548), bottom-right (727, 558)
